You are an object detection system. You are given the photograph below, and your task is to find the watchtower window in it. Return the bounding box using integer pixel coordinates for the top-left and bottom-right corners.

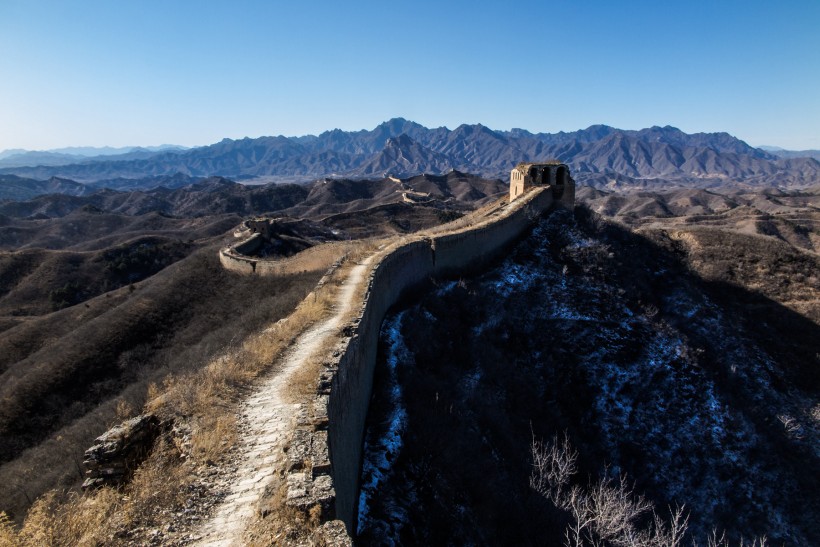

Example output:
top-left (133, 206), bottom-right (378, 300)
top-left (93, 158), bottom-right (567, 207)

top-left (556, 165), bottom-right (566, 186)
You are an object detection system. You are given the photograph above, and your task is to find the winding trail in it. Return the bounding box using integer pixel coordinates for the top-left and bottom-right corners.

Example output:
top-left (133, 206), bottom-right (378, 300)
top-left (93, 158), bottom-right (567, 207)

top-left (195, 256), bottom-right (374, 546)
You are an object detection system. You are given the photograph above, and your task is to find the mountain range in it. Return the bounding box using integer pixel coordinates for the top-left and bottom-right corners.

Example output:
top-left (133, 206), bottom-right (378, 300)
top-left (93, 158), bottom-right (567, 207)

top-left (1, 119), bottom-right (819, 190)
top-left (0, 145), bottom-right (187, 168)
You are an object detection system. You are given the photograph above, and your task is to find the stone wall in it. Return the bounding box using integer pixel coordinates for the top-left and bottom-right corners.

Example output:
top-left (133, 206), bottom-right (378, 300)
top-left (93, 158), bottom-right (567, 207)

top-left (219, 239), bottom-right (352, 277)
top-left (325, 239), bottom-right (436, 527)
top-left (310, 186), bottom-right (563, 533)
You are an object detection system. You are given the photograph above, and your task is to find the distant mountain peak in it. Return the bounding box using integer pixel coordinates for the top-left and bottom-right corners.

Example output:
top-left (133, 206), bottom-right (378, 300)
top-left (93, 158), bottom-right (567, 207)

top-left (2, 119), bottom-right (816, 188)
top-left (385, 134), bottom-right (416, 147)
top-left (383, 116), bottom-right (409, 125)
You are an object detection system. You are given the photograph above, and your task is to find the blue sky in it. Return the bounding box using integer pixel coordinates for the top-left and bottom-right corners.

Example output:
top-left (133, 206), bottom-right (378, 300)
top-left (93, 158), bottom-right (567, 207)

top-left (1, 0), bottom-right (818, 151)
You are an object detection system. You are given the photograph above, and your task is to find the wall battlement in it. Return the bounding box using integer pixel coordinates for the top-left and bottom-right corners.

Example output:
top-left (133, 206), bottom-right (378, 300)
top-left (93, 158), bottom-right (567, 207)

top-left (283, 182), bottom-right (573, 536)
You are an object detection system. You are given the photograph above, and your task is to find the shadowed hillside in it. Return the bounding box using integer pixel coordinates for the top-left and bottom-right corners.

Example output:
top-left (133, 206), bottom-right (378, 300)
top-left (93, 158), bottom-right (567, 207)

top-left (359, 206), bottom-right (819, 545)
top-left (0, 245), bottom-right (323, 522)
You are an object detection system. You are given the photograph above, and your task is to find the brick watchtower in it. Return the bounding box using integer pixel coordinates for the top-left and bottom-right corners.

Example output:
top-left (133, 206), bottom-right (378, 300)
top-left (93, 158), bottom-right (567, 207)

top-left (510, 161), bottom-right (574, 207)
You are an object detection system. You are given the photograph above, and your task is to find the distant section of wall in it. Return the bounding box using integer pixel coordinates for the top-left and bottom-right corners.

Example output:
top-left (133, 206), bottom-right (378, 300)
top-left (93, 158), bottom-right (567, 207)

top-left (315, 186), bottom-right (562, 532)
top-left (220, 238), bottom-right (351, 276)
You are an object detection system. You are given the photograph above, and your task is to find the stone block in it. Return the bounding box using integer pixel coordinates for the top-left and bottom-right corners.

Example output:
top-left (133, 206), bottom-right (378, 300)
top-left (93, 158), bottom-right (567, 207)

top-left (311, 395), bottom-right (329, 429)
top-left (311, 431), bottom-right (331, 475)
top-left (286, 429), bottom-right (311, 471)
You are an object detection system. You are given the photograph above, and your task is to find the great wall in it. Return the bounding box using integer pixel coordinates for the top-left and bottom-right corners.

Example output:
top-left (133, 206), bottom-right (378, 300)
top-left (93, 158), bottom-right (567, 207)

top-left (210, 163), bottom-right (575, 542)
top-left (320, 168), bottom-right (573, 534)
top-left (82, 164), bottom-right (574, 545)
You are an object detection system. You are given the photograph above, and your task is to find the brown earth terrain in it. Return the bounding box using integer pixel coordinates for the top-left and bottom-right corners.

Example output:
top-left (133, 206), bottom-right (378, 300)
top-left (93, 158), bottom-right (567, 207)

top-left (0, 175), bottom-right (818, 546)
top-left (0, 172), bottom-right (504, 530)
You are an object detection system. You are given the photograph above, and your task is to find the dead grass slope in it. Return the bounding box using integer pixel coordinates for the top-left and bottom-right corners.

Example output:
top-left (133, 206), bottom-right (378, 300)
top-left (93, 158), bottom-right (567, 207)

top-left (0, 245), bottom-right (323, 522)
top-left (0, 237), bottom-right (193, 319)
top-left (0, 210), bottom-right (243, 251)
top-left (0, 244), bottom-right (355, 545)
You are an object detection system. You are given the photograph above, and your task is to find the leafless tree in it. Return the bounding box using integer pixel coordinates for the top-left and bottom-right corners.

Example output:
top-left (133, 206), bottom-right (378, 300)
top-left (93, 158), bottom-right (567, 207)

top-left (695, 530), bottom-right (768, 547)
top-left (563, 485), bottom-right (595, 547)
top-left (530, 431), bottom-right (577, 507)
top-left (530, 434), bottom-right (767, 547)
top-left (530, 434), bottom-right (683, 547)
top-left (586, 472), bottom-right (652, 546)
top-left (649, 505), bottom-right (689, 547)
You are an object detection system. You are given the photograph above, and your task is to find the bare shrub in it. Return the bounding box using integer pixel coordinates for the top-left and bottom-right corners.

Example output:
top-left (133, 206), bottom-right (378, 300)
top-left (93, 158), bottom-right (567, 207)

top-left (695, 530), bottom-right (769, 547)
top-left (650, 505), bottom-right (689, 547)
top-left (530, 434), bottom-right (761, 547)
top-left (557, 474), bottom-right (654, 547)
top-left (562, 485), bottom-right (596, 547)
top-left (530, 431), bottom-right (577, 507)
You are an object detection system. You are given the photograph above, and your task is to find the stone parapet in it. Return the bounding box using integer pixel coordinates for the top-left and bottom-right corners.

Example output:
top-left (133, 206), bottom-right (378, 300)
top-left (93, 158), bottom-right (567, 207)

top-left (219, 239), bottom-right (352, 276)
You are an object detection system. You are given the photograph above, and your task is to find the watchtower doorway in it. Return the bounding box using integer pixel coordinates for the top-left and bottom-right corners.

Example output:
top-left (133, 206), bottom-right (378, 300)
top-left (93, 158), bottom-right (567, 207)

top-left (553, 165), bottom-right (566, 199)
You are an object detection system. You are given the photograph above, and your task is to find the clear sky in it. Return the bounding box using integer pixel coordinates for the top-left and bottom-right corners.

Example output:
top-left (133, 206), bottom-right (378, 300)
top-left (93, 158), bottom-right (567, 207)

top-left (1, 0), bottom-right (818, 151)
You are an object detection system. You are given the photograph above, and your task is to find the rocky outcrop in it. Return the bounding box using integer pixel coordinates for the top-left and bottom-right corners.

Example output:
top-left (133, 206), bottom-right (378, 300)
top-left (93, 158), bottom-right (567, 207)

top-left (81, 414), bottom-right (160, 489)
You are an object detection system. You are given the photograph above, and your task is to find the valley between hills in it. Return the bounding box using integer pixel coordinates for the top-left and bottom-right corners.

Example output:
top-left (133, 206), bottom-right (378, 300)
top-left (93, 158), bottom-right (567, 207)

top-left (0, 121), bottom-right (818, 546)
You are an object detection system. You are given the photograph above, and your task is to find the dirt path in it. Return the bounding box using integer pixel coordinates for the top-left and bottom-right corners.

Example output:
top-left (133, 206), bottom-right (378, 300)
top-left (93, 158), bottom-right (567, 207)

top-left (194, 256), bottom-right (373, 546)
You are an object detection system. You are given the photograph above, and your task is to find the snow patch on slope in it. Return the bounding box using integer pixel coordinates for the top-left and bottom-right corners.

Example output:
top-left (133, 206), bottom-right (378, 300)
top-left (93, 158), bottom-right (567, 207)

top-left (357, 311), bottom-right (412, 539)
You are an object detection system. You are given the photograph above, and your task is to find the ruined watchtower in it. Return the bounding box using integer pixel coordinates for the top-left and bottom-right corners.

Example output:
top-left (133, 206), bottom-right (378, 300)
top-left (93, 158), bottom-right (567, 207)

top-left (510, 161), bottom-right (574, 206)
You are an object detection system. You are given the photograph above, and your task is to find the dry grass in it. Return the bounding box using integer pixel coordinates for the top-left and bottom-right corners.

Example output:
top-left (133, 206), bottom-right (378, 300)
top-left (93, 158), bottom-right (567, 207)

top-left (241, 479), bottom-right (324, 547)
top-left (0, 246), bottom-right (324, 521)
top-left (0, 435), bottom-right (195, 547)
top-left (143, 254), bottom-right (347, 462)
top-left (0, 241), bottom-right (373, 544)
top-left (276, 245), bottom-right (383, 405)
top-left (0, 434), bottom-right (194, 547)
top-left (284, 336), bottom-right (341, 405)
top-left (0, 232), bottom-right (395, 545)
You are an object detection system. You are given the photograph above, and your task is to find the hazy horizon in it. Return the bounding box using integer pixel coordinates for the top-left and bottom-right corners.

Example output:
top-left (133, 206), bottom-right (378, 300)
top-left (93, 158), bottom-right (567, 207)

top-left (1, 0), bottom-right (818, 151)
